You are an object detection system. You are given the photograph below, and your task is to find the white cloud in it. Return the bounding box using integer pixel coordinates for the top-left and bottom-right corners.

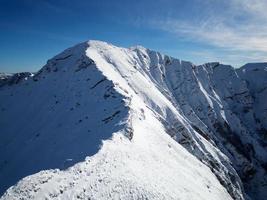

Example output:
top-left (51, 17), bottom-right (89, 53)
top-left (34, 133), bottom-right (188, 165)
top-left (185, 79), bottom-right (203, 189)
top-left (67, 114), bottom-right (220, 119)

top-left (151, 0), bottom-right (267, 64)
top-left (233, 0), bottom-right (267, 19)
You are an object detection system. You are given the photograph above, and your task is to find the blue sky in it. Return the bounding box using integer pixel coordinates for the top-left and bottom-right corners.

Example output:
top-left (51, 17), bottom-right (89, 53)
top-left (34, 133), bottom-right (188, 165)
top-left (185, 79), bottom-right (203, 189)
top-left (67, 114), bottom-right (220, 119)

top-left (0, 0), bottom-right (267, 72)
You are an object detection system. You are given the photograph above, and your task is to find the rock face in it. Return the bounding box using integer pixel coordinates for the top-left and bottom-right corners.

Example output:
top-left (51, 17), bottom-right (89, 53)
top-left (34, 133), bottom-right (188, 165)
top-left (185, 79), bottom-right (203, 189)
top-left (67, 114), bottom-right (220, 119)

top-left (0, 41), bottom-right (266, 200)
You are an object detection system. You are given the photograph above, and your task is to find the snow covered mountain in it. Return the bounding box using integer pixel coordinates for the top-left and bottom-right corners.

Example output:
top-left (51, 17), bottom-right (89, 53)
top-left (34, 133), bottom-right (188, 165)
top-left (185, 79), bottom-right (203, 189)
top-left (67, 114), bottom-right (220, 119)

top-left (0, 40), bottom-right (266, 200)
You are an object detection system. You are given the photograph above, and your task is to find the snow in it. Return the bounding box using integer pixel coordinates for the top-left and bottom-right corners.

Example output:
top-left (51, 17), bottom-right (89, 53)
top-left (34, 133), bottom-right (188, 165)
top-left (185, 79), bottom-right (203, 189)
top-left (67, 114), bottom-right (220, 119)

top-left (1, 104), bottom-right (233, 200)
top-left (0, 40), bottom-right (266, 200)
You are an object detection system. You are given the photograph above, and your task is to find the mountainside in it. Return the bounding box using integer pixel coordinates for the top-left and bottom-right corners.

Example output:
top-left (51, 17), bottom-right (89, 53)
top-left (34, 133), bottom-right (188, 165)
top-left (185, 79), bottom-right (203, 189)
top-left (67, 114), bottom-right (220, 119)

top-left (0, 40), bottom-right (266, 200)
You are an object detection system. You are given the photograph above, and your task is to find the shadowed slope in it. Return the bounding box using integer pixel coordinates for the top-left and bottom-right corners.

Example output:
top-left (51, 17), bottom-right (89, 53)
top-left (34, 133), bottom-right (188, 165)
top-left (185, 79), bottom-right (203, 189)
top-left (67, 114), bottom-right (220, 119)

top-left (0, 42), bottom-right (129, 195)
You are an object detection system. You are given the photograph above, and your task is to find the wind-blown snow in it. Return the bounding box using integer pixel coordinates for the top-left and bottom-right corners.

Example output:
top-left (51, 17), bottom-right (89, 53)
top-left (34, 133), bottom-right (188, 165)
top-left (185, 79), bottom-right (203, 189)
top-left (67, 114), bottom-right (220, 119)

top-left (0, 40), bottom-right (266, 200)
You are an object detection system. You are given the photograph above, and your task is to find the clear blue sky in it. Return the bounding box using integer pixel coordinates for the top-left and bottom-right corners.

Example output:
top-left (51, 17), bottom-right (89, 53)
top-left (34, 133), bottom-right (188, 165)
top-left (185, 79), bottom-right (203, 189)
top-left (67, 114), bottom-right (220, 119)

top-left (1, 0), bottom-right (266, 72)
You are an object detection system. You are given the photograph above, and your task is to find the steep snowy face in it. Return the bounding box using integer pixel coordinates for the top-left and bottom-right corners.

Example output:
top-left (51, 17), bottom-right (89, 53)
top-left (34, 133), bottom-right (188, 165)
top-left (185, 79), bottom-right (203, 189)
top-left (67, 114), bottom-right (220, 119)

top-left (165, 61), bottom-right (267, 199)
top-left (0, 40), bottom-right (266, 200)
top-left (237, 63), bottom-right (267, 130)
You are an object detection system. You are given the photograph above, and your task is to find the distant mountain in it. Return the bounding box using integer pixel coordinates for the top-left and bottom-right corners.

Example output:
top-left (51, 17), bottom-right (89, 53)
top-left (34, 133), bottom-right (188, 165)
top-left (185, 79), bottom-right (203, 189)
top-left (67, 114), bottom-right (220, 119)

top-left (0, 40), bottom-right (266, 200)
top-left (0, 72), bottom-right (34, 87)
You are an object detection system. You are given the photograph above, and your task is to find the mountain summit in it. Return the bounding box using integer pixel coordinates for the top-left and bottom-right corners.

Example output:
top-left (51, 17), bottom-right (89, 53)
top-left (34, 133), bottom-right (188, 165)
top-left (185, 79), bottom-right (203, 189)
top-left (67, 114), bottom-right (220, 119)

top-left (0, 40), bottom-right (266, 200)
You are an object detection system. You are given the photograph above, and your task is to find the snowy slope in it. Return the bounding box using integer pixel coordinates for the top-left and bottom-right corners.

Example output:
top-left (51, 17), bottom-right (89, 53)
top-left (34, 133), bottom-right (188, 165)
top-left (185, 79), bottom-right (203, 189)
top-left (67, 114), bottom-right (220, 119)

top-left (0, 40), bottom-right (266, 199)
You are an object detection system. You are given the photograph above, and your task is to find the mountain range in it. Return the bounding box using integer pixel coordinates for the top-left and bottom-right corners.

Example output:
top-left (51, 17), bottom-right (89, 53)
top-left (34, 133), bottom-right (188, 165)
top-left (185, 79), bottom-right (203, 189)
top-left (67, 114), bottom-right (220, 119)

top-left (0, 40), bottom-right (266, 200)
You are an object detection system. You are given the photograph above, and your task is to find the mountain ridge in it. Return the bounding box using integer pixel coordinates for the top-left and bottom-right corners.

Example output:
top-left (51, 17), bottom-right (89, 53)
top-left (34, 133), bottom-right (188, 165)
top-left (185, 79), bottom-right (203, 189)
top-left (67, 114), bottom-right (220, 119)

top-left (0, 40), bottom-right (266, 200)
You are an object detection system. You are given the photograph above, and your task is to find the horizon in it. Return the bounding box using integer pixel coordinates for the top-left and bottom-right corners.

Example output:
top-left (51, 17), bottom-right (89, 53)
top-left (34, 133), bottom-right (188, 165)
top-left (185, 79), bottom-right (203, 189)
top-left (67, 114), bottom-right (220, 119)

top-left (1, 0), bottom-right (267, 73)
top-left (2, 39), bottom-right (267, 74)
